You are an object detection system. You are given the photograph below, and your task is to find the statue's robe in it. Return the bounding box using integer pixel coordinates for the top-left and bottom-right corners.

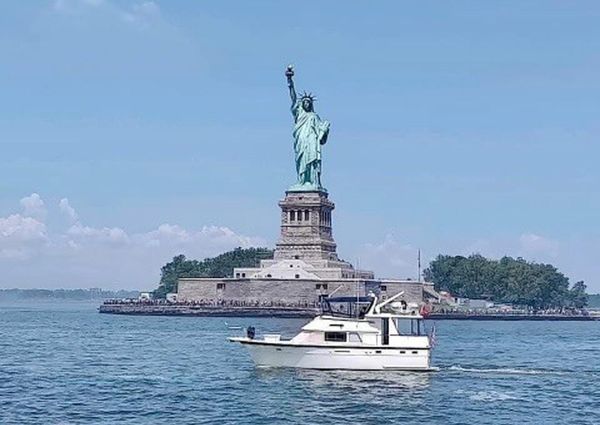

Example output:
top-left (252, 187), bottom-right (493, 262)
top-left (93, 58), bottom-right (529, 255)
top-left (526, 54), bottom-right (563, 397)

top-left (292, 102), bottom-right (330, 185)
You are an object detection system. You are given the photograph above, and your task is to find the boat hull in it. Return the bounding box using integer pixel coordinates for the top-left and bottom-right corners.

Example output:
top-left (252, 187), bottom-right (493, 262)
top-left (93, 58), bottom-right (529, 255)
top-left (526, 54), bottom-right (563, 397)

top-left (237, 340), bottom-right (432, 371)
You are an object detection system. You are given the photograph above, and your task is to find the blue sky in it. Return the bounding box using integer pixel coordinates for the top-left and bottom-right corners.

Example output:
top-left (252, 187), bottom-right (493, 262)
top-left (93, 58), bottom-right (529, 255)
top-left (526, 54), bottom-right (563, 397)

top-left (1, 1), bottom-right (599, 291)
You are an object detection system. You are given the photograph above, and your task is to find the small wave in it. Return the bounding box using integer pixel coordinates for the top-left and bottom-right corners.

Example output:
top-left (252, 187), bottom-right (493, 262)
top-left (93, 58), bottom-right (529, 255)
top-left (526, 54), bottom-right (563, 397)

top-left (446, 365), bottom-right (564, 375)
top-left (116, 374), bottom-right (167, 381)
top-left (469, 390), bottom-right (518, 402)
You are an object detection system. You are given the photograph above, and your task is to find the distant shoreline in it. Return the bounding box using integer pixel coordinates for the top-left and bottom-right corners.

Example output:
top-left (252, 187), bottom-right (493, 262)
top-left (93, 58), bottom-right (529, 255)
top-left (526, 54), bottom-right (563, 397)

top-left (0, 288), bottom-right (139, 301)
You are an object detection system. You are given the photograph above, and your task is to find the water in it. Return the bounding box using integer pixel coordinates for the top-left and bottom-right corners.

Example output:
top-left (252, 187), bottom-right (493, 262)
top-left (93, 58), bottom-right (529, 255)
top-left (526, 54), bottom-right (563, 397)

top-left (1, 301), bottom-right (599, 425)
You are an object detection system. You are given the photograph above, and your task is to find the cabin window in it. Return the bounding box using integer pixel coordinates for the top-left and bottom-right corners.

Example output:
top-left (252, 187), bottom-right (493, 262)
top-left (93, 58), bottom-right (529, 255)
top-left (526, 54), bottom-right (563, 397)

top-left (380, 285), bottom-right (387, 291)
top-left (216, 283), bottom-right (225, 290)
top-left (295, 274), bottom-right (300, 279)
top-left (324, 332), bottom-right (347, 342)
top-left (235, 273), bottom-right (240, 278)
top-left (348, 332), bottom-right (362, 343)
top-left (304, 210), bottom-right (310, 221)
top-left (241, 273), bottom-right (246, 278)
top-left (266, 274), bottom-right (272, 278)
top-left (396, 319), bottom-right (423, 336)
top-left (297, 210), bottom-right (302, 221)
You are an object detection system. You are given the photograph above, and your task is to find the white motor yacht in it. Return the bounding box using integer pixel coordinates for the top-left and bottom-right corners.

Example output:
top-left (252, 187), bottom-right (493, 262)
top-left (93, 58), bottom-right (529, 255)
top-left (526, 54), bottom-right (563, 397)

top-left (229, 292), bottom-right (435, 371)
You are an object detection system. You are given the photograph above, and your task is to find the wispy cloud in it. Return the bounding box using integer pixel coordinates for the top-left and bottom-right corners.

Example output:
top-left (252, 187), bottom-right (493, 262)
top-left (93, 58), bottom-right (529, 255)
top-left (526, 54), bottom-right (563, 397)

top-left (121, 1), bottom-right (161, 26)
top-left (0, 194), bottom-right (264, 289)
top-left (53, 0), bottom-right (162, 28)
top-left (519, 233), bottom-right (559, 258)
top-left (20, 193), bottom-right (46, 220)
top-left (58, 198), bottom-right (79, 223)
top-left (359, 233), bottom-right (420, 280)
top-left (53, 0), bottom-right (105, 13)
top-left (0, 197), bottom-right (48, 260)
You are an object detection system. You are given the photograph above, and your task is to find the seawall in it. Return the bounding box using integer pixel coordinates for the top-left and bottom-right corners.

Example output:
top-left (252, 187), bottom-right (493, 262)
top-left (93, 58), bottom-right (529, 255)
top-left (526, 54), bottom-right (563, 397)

top-left (427, 313), bottom-right (597, 321)
top-left (99, 303), bottom-right (316, 318)
top-left (99, 303), bottom-right (598, 321)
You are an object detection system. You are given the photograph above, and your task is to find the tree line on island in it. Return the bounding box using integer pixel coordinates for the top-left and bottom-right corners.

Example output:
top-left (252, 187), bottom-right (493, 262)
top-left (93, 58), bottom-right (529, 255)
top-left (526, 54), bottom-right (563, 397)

top-left (424, 254), bottom-right (588, 309)
top-left (153, 248), bottom-right (591, 308)
top-left (153, 247), bottom-right (274, 298)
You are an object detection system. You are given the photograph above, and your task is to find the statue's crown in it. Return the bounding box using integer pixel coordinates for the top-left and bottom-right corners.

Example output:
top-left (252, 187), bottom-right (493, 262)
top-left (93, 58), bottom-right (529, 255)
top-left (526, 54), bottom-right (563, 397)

top-left (300, 91), bottom-right (316, 102)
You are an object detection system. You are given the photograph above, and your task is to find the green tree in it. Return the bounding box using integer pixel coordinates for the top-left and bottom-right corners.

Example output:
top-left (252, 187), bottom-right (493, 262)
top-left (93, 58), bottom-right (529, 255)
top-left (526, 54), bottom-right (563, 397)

top-left (569, 281), bottom-right (588, 309)
top-left (152, 247), bottom-right (274, 298)
top-left (424, 254), bottom-right (584, 308)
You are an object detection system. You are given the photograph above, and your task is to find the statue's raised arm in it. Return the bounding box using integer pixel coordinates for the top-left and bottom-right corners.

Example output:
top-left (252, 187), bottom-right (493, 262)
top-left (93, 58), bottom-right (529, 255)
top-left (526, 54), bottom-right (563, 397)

top-left (285, 65), bottom-right (297, 110)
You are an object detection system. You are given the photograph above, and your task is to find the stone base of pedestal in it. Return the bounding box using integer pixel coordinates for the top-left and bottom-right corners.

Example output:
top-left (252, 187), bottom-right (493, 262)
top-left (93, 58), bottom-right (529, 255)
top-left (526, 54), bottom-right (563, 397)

top-left (274, 190), bottom-right (339, 262)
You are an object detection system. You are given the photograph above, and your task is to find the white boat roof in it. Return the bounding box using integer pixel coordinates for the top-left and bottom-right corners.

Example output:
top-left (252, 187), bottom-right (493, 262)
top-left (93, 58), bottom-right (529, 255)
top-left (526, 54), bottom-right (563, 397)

top-left (301, 316), bottom-right (380, 333)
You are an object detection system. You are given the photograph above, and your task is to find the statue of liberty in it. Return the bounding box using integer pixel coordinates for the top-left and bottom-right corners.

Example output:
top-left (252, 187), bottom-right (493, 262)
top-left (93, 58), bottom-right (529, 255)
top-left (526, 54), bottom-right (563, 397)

top-left (285, 65), bottom-right (330, 191)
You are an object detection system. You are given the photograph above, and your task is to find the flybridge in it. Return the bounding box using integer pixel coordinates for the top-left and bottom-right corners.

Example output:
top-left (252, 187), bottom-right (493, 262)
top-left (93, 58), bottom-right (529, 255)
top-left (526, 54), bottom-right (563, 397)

top-left (319, 295), bottom-right (374, 319)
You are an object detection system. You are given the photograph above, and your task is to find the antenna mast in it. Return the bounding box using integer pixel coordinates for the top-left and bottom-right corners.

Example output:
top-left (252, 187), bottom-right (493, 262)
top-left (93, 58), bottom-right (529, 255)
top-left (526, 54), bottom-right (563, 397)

top-left (356, 257), bottom-right (360, 318)
top-left (418, 249), bottom-right (422, 282)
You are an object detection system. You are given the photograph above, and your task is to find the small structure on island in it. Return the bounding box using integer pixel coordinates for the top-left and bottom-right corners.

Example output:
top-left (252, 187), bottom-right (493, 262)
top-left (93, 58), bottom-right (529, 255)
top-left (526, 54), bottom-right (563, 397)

top-left (177, 66), bottom-right (437, 306)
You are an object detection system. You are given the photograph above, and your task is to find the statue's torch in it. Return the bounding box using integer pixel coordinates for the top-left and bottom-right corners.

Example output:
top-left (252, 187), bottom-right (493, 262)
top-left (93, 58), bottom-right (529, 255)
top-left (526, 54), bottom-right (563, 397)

top-left (285, 65), bottom-right (294, 83)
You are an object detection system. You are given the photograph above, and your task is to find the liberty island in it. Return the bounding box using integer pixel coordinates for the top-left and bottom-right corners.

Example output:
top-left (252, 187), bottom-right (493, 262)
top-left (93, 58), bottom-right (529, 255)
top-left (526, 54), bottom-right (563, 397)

top-left (99, 67), bottom-right (593, 320)
top-left (170, 66), bottom-right (437, 309)
top-left (101, 66), bottom-right (437, 316)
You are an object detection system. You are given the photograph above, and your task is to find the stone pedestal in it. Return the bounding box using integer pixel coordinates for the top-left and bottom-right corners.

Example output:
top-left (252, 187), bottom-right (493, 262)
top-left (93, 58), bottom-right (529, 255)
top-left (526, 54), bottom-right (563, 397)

top-left (274, 190), bottom-right (339, 261)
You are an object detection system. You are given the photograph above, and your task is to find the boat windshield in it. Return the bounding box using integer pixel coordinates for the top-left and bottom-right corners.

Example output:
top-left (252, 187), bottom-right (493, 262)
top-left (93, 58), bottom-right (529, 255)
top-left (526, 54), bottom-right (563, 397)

top-left (319, 296), bottom-right (374, 318)
top-left (395, 318), bottom-right (425, 336)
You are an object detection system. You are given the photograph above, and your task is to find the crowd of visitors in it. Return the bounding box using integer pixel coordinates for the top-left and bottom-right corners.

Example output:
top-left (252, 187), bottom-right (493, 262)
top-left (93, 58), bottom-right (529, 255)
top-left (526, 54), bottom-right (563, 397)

top-left (432, 306), bottom-right (590, 317)
top-left (102, 298), bottom-right (320, 309)
top-left (102, 298), bottom-right (590, 316)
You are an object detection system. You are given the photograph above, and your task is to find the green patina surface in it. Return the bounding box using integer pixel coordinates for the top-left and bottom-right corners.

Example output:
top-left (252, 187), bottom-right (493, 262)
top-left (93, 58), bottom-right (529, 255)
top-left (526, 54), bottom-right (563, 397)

top-left (285, 65), bottom-right (330, 192)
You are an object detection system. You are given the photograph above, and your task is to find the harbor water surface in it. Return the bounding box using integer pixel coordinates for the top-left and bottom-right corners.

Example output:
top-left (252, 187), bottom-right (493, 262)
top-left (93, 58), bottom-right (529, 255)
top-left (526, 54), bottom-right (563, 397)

top-left (1, 301), bottom-right (599, 424)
